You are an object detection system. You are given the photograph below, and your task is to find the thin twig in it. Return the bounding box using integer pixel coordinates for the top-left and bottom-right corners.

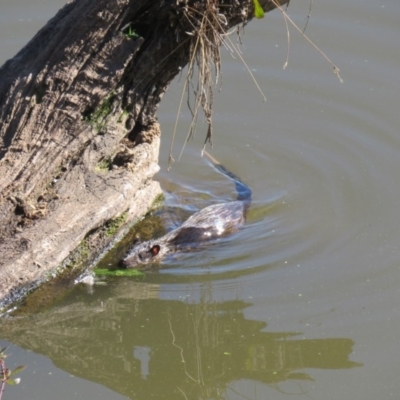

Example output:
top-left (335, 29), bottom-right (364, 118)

top-left (168, 26), bottom-right (203, 169)
top-left (303, 0), bottom-right (314, 33)
top-left (211, 12), bottom-right (267, 101)
top-left (271, 0), bottom-right (343, 82)
top-left (0, 359), bottom-right (6, 400)
top-left (281, 8), bottom-right (290, 69)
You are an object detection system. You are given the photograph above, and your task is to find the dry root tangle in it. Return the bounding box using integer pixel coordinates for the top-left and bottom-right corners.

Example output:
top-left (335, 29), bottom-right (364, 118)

top-left (169, 0), bottom-right (242, 168)
top-left (168, 0), bottom-right (342, 167)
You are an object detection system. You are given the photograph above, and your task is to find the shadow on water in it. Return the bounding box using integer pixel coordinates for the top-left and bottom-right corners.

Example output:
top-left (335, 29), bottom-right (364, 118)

top-left (1, 280), bottom-right (361, 399)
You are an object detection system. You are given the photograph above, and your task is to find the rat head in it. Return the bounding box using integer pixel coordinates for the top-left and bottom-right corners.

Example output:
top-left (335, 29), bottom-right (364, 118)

top-left (121, 240), bottom-right (164, 268)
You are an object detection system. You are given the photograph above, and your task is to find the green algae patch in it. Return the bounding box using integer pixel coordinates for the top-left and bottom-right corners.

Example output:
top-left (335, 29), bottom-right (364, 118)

top-left (93, 268), bottom-right (145, 277)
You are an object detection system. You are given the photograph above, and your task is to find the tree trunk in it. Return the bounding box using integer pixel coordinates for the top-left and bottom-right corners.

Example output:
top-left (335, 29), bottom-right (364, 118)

top-left (0, 0), bottom-right (287, 307)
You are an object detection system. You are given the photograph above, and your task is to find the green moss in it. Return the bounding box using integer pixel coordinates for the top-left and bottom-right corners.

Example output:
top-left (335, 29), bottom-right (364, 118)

top-left (105, 212), bottom-right (128, 237)
top-left (79, 240), bottom-right (90, 258)
top-left (96, 157), bottom-right (112, 172)
top-left (151, 192), bottom-right (165, 209)
top-left (85, 93), bottom-right (116, 132)
top-left (117, 110), bottom-right (129, 124)
top-left (61, 239), bottom-right (90, 270)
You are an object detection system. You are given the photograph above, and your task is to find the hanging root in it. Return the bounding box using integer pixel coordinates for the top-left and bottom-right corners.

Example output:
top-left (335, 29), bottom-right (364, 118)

top-left (169, 0), bottom-right (248, 168)
top-left (167, 0), bottom-right (341, 168)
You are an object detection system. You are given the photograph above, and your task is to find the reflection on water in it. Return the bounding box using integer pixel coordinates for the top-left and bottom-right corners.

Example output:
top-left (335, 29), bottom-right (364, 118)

top-left (1, 281), bottom-right (361, 399)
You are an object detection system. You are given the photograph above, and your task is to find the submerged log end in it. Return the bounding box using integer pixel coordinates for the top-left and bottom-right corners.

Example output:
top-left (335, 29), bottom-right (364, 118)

top-left (0, 123), bottom-right (162, 310)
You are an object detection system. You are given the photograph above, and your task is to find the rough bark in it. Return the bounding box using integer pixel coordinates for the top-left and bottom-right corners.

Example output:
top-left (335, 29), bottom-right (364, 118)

top-left (0, 0), bottom-right (287, 308)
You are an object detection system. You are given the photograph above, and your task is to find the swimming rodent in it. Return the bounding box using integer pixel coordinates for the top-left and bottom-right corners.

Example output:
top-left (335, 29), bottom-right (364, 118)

top-left (121, 151), bottom-right (252, 268)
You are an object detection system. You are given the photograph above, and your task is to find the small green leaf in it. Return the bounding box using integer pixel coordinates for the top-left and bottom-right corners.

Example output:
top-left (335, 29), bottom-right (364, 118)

top-left (253, 0), bottom-right (265, 19)
top-left (6, 378), bottom-right (21, 386)
top-left (127, 28), bottom-right (139, 39)
top-left (121, 23), bottom-right (140, 39)
top-left (10, 365), bottom-right (26, 376)
top-left (0, 346), bottom-right (9, 356)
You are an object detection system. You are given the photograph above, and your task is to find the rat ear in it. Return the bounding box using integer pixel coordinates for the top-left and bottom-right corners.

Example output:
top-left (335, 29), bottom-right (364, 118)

top-left (150, 245), bottom-right (160, 256)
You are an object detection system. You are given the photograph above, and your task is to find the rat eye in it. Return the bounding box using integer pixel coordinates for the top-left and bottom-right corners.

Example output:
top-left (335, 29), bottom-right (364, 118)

top-left (150, 245), bottom-right (160, 256)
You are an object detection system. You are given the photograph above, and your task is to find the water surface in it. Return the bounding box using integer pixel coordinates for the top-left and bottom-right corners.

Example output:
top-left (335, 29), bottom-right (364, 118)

top-left (1, 0), bottom-right (400, 399)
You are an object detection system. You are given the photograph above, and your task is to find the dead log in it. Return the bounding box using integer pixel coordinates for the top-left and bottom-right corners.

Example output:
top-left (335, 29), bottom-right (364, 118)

top-left (0, 0), bottom-right (287, 308)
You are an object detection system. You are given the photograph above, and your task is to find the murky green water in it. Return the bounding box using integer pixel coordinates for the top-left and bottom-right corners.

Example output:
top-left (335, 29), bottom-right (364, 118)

top-left (1, 0), bottom-right (400, 399)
